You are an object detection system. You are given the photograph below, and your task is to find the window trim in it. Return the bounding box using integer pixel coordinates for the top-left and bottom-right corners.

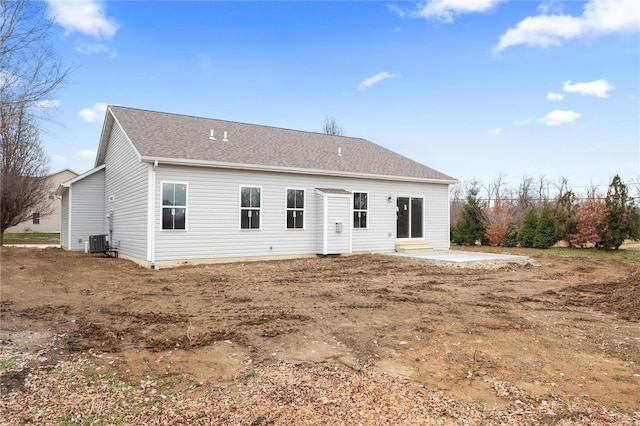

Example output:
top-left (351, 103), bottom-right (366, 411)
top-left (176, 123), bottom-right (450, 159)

top-left (239, 185), bottom-right (262, 230)
top-left (32, 212), bottom-right (40, 225)
top-left (353, 191), bottom-right (369, 229)
top-left (285, 188), bottom-right (305, 230)
top-left (160, 181), bottom-right (188, 231)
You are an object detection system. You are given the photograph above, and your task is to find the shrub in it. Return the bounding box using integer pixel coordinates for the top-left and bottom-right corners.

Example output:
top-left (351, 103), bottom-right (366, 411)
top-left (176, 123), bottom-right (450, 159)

top-left (485, 198), bottom-right (513, 246)
top-left (598, 175), bottom-right (640, 250)
top-left (553, 190), bottom-right (577, 247)
top-left (452, 186), bottom-right (487, 246)
top-left (533, 205), bottom-right (558, 249)
top-left (568, 197), bottom-right (606, 248)
top-left (518, 208), bottom-right (538, 248)
top-left (500, 223), bottom-right (518, 247)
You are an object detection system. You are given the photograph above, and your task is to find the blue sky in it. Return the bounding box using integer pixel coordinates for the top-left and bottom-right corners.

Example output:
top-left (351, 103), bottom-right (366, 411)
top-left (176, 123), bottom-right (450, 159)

top-left (39, 0), bottom-right (639, 195)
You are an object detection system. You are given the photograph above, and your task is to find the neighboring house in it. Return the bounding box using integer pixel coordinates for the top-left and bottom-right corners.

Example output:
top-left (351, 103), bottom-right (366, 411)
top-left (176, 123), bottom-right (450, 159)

top-left (58, 106), bottom-right (457, 268)
top-left (6, 168), bottom-right (78, 234)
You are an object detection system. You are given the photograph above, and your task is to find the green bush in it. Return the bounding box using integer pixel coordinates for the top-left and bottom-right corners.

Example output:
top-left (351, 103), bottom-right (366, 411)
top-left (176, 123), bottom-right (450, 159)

top-left (518, 208), bottom-right (538, 248)
top-left (597, 175), bottom-right (640, 250)
top-left (533, 205), bottom-right (558, 249)
top-left (500, 223), bottom-right (518, 247)
top-left (452, 187), bottom-right (487, 246)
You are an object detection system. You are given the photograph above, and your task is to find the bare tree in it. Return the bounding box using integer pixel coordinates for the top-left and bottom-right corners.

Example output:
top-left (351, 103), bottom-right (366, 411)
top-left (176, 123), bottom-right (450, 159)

top-left (0, 0), bottom-right (69, 244)
top-left (321, 116), bottom-right (344, 136)
top-left (516, 175), bottom-right (533, 217)
top-left (536, 175), bottom-right (550, 207)
top-left (1, 103), bottom-right (51, 244)
top-left (1, 0), bottom-right (69, 112)
top-left (449, 182), bottom-right (464, 228)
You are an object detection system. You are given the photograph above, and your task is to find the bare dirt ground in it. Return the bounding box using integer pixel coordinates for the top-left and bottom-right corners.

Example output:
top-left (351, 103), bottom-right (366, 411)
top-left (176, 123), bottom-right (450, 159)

top-left (1, 246), bottom-right (639, 425)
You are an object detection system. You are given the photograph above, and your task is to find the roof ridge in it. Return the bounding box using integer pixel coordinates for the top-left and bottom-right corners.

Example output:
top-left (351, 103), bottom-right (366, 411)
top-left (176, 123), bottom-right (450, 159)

top-left (109, 105), bottom-right (368, 142)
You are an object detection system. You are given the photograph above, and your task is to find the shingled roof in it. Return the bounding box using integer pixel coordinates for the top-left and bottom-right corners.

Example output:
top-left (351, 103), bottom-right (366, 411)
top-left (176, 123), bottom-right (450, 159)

top-left (98, 106), bottom-right (456, 183)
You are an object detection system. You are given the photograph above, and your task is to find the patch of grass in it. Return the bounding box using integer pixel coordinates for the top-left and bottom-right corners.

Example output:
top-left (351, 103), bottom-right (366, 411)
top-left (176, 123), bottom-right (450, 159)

top-left (3, 232), bottom-right (60, 245)
top-left (239, 369), bottom-right (258, 381)
top-left (81, 360), bottom-right (117, 386)
top-left (0, 356), bottom-right (21, 371)
top-left (472, 396), bottom-right (486, 405)
top-left (59, 413), bottom-right (81, 425)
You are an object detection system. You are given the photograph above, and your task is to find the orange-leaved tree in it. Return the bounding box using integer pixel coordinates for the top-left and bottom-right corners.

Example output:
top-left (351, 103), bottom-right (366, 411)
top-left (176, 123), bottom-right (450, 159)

top-left (568, 195), bottom-right (606, 248)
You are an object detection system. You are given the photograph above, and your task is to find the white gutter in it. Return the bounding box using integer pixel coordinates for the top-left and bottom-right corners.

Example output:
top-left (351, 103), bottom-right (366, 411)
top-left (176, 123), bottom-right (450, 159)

top-left (139, 156), bottom-right (458, 185)
top-left (147, 162), bottom-right (157, 266)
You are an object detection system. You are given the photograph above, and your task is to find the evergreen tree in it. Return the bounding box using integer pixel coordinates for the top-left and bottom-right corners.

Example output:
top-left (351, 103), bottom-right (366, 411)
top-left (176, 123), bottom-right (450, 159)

top-left (500, 223), bottom-right (518, 247)
top-left (553, 189), bottom-right (577, 247)
top-left (518, 208), bottom-right (538, 248)
top-left (452, 186), bottom-right (487, 245)
top-left (534, 205), bottom-right (558, 249)
top-left (597, 175), bottom-right (640, 250)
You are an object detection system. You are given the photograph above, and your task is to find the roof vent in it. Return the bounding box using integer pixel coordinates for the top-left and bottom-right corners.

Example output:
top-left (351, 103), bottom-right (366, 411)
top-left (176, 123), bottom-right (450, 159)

top-left (223, 131), bottom-right (229, 142)
top-left (209, 129), bottom-right (216, 140)
top-left (338, 147), bottom-right (342, 157)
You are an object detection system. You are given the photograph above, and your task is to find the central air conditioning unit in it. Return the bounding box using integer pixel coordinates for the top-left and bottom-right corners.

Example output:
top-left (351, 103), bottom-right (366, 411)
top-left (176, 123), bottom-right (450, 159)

top-left (89, 234), bottom-right (109, 253)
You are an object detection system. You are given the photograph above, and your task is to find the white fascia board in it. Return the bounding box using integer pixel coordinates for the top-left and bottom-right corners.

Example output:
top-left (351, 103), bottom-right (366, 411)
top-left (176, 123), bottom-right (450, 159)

top-left (315, 188), bottom-right (352, 197)
top-left (140, 156), bottom-right (458, 185)
top-left (60, 164), bottom-right (106, 187)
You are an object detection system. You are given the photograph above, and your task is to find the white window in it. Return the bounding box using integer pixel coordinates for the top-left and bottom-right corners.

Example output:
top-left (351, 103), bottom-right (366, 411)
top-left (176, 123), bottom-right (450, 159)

top-left (162, 183), bottom-right (187, 230)
top-left (240, 186), bottom-right (261, 229)
top-left (353, 192), bottom-right (368, 228)
top-left (286, 189), bottom-right (304, 229)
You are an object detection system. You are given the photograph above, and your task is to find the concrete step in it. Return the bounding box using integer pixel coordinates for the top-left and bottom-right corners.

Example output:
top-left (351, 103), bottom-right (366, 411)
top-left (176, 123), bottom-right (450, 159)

top-left (395, 240), bottom-right (432, 253)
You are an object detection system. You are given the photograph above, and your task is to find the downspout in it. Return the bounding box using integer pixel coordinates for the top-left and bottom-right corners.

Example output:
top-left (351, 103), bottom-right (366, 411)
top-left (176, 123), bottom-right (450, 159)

top-left (147, 160), bottom-right (157, 268)
top-left (322, 194), bottom-right (328, 255)
top-left (68, 187), bottom-right (72, 249)
top-left (447, 184), bottom-right (452, 249)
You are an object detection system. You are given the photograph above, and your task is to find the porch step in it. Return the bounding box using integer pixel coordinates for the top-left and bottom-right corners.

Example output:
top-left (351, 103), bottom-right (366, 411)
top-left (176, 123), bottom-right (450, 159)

top-left (395, 240), bottom-right (432, 253)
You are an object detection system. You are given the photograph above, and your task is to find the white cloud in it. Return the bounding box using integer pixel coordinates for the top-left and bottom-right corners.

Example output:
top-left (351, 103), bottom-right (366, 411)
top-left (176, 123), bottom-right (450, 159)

top-left (75, 40), bottom-right (116, 57)
top-left (547, 92), bottom-right (565, 101)
top-left (74, 150), bottom-right (97, 160)
top-left (52, 154), bottom-right (66, 163)
top-left (537, 0), bottom-right (564, 14)
top-left (33, 99), bottom-right (61, 109)
top-left (358, 72), bottom-right (397, 91)
top-left (413, 0), bottom-right (506, 23)
top-left (513, 118), bottom-right (532, 125)
top-left (77, 103), bottom-right (108, 123)
top-left (487, 128), bottom-right (502, 136)
top-left (387, 4), bottom-right (407, 18)
top-left (539, 109), bottom-right (580, 126)
top-left (495, 0), bottom-right (639, 51)
top-left (47, 0), bottom-right (118, 39)
top-left (563, 79), bottom-right (614, 98)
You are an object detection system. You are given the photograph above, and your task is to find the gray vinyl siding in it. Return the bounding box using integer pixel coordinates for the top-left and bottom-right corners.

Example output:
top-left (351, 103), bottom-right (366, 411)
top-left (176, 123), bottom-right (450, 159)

top-left (423, 184), bottom-right (451, 249)
top-left (68, 169), bottom-right (105, 250)
top-left (152, 165), bottom-right (451, 262)
top-left (103, 124), bottom-right (148, 259)
top-left (60, 188), bottom-right (69, 249)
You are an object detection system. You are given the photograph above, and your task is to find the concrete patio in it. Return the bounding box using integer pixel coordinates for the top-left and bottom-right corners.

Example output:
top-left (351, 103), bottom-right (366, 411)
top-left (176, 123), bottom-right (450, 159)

top-left (386, 249), bottom-right (537, 267)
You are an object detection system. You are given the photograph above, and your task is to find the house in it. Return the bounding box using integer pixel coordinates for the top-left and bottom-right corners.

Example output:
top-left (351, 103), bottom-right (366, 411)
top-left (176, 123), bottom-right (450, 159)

top-left (5, 168), bottom-right (78, 234)
top-left (58, 106), bottom-right (457, 268)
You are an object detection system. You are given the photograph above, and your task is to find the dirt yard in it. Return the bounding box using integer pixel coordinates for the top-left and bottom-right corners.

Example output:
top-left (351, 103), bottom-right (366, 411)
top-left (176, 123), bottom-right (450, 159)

top-left (1, 247), bottom-right (639, 425)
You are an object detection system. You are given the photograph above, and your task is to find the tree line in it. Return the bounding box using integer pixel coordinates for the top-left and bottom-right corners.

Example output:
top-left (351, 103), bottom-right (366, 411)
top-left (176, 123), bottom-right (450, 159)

top-left (451, 174), bottom-right (640, 250)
